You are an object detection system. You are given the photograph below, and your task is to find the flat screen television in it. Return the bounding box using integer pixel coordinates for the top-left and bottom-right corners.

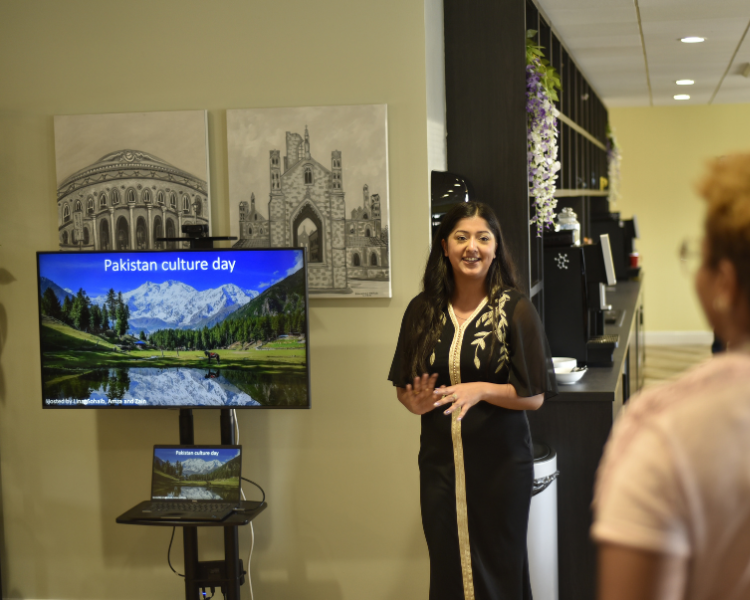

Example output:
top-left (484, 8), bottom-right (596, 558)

top-left (36, 248), bottom-right (310, 409)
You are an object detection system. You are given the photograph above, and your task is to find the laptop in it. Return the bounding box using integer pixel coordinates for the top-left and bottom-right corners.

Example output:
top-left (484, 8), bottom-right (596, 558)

top-left (131, 445), bottom-right (242, 522)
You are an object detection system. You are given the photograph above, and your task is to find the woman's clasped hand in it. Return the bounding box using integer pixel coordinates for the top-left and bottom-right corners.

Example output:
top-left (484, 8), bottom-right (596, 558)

top-left (432, 382), bottom-right (489, 420)
top-left (401, 373), bottom-right (496, 420)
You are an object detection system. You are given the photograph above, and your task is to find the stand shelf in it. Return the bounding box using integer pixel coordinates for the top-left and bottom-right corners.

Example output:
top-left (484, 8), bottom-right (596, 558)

top-left (116, 500), bottom-right (266, 599)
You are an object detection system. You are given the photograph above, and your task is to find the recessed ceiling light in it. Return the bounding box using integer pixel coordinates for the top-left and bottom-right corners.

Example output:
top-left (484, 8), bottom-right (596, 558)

top-left (676, 79), bottom-right (695, 85)
top-left (674, 94), bottom-right (691, 100)
top-left (680, 37), bottom-right (705, 43)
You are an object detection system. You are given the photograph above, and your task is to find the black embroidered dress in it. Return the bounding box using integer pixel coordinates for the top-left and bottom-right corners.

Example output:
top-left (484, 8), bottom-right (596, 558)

top-left (389, 288), bottom-right (557, 600)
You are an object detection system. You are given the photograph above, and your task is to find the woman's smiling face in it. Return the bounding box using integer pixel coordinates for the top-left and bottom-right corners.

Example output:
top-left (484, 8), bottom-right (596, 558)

top-left (441, 216), bottom-right (497, 283)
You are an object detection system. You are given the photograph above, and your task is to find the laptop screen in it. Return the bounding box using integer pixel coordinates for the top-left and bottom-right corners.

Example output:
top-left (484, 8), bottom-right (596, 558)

top-left (151, 445), bottom-right (242, 502)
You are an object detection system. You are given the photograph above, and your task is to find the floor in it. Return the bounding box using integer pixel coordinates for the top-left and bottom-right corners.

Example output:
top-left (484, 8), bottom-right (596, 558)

top-left (643, 344), bottom-right (713, 388)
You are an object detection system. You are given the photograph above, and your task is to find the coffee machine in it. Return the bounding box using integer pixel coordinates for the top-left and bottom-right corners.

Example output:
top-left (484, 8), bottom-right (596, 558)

top-left (543, 234), bottom-right (619, 366)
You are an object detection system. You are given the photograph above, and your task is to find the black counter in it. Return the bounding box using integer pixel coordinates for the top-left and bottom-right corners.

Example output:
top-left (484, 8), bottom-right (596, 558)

top-left (542, 280), bottom-right (644, 403)
top-left (528, 279), bottom-right (645, 600)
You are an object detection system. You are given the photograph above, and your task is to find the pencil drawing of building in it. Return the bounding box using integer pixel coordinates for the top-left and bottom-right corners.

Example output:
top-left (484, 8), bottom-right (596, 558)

top-left (233, 128), bottom-right (389, 294)
top-left (56, 149), bottom-right (209, 250)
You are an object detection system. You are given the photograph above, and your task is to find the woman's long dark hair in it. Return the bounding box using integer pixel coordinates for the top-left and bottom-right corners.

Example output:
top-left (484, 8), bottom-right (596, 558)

top-left (403, 201), bottom-right (518, 380)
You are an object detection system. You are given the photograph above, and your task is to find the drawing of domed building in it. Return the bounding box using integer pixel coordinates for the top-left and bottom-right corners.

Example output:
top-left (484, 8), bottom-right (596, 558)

top-left (56, 149), bottom-right (209, 250)
top-left (233, 128), bottom-right (389, 294)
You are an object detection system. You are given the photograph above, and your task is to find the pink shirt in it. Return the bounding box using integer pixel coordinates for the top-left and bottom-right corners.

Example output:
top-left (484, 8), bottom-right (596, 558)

top-left (592, 351), bottom-right (750, 600)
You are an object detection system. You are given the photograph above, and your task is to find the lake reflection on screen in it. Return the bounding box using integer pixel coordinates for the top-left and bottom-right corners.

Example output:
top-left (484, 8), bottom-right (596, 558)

top-left (42, 367), bottom-right (308, 407)
top-left (153, 484), bottom-right (240, 502)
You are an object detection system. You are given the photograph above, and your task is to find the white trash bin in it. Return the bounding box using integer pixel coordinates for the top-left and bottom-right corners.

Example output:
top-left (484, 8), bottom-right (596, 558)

top-left (527, 443), bottom-right (559, 600)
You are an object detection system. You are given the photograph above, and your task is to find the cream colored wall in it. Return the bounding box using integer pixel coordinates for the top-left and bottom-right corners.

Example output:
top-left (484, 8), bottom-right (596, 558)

top-left (609, 104), bottom-right (750, 334)
top-left (0, 1), bottom-right (432, 598)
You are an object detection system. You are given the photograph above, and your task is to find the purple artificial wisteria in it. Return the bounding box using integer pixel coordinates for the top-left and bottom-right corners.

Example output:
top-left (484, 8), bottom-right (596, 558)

top-left (606, 127), bottom-right (622, 207)
top-left (526, 56), bottom-right (561, 237)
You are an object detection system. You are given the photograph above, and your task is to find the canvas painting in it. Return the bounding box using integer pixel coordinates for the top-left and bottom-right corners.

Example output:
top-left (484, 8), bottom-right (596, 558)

top-left (54, 110), bottom-right (211, 251)
top-left (227, 104), bottom-right (391, 298)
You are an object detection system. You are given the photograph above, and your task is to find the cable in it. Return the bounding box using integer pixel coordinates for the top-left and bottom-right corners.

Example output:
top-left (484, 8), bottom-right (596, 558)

top-left (247, 522), bottom-right (255, 600)
top-left (233, 409), bottom-right (247, 501)
top-left (241, 477), bottom-right (266, 505)
top-left (234, 409), bottom-right (258, 600)
top-left (167, 527), bottom-right (185, 578)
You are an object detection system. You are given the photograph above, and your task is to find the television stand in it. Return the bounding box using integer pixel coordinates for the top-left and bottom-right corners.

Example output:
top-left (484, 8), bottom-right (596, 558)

top-left (117, 408), bottom-right (264, 600)
top-left (116, 499), bottom-right (266, 599)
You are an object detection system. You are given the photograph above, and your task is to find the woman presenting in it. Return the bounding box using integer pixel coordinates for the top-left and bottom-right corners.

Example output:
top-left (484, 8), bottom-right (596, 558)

top-left (389, 201), bottom-right (557, 600)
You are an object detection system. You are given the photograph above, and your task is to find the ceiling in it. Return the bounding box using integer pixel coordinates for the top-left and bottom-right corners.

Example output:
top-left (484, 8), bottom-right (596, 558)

top-left (534, 0), bottom-right (750, 107)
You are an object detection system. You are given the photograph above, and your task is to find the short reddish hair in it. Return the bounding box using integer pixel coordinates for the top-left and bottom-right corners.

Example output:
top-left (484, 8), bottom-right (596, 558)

top-left (697, 152), bottom-right (750, 305)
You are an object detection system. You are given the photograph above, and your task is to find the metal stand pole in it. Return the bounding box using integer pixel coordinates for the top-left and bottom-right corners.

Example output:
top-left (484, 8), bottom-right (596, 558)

top-left (179, 409), bottom-right (200, 599)
top-left (220, 408), bottom-right (242, 600)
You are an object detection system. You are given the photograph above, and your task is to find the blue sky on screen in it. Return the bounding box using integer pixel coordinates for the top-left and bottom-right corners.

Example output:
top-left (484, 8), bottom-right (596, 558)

top-left (154, 447), bottom-right (240, 465)
top-left (38, 249), bottom-right (303, 297)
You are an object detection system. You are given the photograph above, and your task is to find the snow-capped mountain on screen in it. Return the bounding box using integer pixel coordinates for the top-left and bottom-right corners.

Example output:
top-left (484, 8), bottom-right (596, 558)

top-left (39, 277), bottom-right (75, 302)
top-left (180, 458), bottom-right (225, 476)
top-left (92, 280), bottom-right (259, 333)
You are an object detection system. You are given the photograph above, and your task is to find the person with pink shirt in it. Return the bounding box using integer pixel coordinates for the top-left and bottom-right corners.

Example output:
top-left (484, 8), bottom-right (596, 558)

top-left (592, 153), bottom-right (750, 600)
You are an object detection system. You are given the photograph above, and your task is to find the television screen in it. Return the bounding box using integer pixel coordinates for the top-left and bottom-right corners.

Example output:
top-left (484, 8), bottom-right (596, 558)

top-left (36, 248), bottom-right (309, 409)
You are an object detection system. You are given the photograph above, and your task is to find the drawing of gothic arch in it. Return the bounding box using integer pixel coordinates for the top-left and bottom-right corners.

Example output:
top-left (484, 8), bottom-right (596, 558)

top-left (293, 203), bottom-right (323, 263)
top-left (116, 216), bottom-right (129, 250)
top-left (99, 219), bottom-right (110, 250)
top-left (165, 218), bottom-right (176, 249)
top-left (153, 216), bottom-right (163, 249)
top-left (136, 216), bottom-right (148, 250)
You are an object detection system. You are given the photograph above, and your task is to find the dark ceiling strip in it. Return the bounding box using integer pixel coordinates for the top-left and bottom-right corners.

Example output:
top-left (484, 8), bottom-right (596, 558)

top-left (634, 0), bottom-right (654, 107)
top-left (709, 17), bottom-right (750, 105)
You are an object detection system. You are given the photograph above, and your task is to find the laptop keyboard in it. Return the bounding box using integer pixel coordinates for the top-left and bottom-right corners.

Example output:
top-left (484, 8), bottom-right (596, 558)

top-left (152, 502), bottom-right (234, 513)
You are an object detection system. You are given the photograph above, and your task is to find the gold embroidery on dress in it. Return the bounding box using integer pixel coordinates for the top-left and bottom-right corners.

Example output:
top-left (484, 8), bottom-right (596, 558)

top-left (452, 409), bottom-right (474, 600)
top-left (431, 314), bottom-right (447, 366)
top-left (471, 291), bottom-right (511, 373)
top-left (446, 300), bottom-right (486, 600)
